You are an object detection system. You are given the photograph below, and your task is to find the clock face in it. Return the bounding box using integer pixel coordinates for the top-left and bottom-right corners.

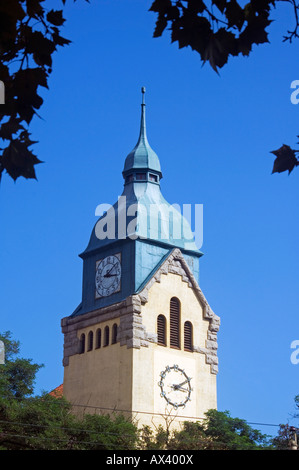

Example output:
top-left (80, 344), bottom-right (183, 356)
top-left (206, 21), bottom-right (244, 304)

top-left (95, 254), bottom-right (121, 298)
top-left (158, 365), bottom-right (192, 409)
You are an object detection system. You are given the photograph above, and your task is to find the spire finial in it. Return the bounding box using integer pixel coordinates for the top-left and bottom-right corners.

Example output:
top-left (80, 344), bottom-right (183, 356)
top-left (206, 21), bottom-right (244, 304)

top-left (122, 86), bottom-right (162, 182)
top-left (141, 86), bottom-right (146, 105)
top-left (139, 87), bottom-right (147, 142)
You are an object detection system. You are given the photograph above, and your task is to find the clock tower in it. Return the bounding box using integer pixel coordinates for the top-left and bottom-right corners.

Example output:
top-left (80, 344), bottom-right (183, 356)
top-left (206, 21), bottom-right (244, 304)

top-left (61, 89), bottom-right (220, 430)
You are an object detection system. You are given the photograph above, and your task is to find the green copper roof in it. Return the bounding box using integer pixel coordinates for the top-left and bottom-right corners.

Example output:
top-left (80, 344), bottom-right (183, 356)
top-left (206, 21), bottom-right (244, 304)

top-left (123, 87), bottom-right (162, 177)
top-left (83, 88), bottom-right (202, 257)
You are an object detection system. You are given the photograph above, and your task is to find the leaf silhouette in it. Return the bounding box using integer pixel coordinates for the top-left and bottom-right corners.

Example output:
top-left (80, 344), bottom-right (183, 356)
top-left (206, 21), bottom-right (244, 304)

top-left (270, 145), bottom-right (299, 174)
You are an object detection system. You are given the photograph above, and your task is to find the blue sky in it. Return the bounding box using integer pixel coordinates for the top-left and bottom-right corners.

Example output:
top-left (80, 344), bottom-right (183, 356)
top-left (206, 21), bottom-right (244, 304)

top-left (1, 0), bottom-right (299, 437)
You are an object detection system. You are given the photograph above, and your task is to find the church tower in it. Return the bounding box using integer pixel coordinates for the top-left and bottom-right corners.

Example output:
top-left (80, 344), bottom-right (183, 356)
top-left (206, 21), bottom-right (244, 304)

top-left (61, 89), bottom-right (220, 429)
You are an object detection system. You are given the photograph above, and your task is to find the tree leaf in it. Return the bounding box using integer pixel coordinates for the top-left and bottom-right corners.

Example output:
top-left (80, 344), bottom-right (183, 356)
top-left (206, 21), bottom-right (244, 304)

top-left (201, 28), bottom-right (235, 72)
top-left (0, 119), bottom-right (24, 140)
top-left (212, 0), bottom-right (227, 14)
top-left (225, 0), bottom-right (245, 31)
top-left (46, 9), bottom-right (65, 27)
top-left (270, 144), bottom-right (299, 174)
top-left (187, 0), bottom-right (206, 14)
top-left (26, 0), bottom-right (44, 18)
top-left (1, 139), bottom-right (42, 181)
top-left (149, 0), bottom-right (172, 14)
top-left (153, 14), bottom-right (168, 38)
top-left (52, 27), bottom-right (71, 47)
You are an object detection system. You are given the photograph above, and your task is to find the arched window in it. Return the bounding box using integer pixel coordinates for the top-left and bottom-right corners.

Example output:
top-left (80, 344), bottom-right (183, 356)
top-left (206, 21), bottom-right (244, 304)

top-left (157, 314), bottom-right (166, 346)
top-left (112, 324), bottom-right (118, 344)
top-left (170, 297), bottom-right (180, 349)
top-left (184, 321), bottom-right (193, 352)
top-left (104, 326), bottom-right (109, 347)
top-left (87, 331), bottom-right (93, 351)
top-left (96, 328), bottom-right (102, 349)
top-left (79, 333), bottom-right (85, 354)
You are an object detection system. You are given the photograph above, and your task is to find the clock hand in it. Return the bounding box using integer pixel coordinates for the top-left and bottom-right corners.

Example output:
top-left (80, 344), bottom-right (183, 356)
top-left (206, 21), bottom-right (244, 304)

top-left (104, 264), bottom-right (119, 277)
top-left (173, 380), bottom-right (188, 389)
top-left (175, 386), bottom-right (188, 392)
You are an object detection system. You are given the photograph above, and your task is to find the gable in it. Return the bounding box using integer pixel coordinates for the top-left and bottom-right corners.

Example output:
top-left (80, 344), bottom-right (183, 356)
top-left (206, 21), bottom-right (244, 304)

top-left (136, 248), bottom-right (220, 375)
top-left (137, 248), bottom-right (217, 320)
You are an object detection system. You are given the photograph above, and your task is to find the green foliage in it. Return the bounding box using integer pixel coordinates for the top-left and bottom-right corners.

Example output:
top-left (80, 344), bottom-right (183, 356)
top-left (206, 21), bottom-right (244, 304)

top-left (272, 396), bottom-right (299, 449)
top-left (171, 409), bottom-right (273, 449)
top-left (163, 420), bottom-right (210, 450)
top-left (0, 331), bottom-right (43, 400)
top-left (140, 409), bottom-right (274, 450)
top-left (271, 424), bottom-right (294, 450)
top-left (0, 331), bottom-right (139, 450)
top-left (71, 413), bottom-right (138, 450)
top-left (139, 424), bottom-right (170, 450)
top-left (0, 393), bottom-right (139, 450)
top-left (0, 329), bottom-right (297, 450)
top-left (195, 409), bottom-right (273, 449)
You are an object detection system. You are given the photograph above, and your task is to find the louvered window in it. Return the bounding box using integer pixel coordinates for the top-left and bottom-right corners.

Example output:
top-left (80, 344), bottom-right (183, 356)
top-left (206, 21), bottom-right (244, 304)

top-left (184, 321), bottom-right (193, 352)
top-left (157, 315), bottom-right (166, 346)
top-left (170, 297), bottom-right (180, 349)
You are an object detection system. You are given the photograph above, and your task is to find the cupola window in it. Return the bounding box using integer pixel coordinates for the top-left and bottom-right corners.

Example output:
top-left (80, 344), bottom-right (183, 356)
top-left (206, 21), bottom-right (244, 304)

top-left (149, 174), bottom-right (158, 182)
top-left (126, 174), bottom-right (134, 183)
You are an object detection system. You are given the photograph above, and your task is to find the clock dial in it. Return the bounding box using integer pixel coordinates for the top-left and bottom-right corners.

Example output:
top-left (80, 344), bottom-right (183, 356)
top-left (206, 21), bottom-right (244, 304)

top-left (95, 254), bottom-right (121, 298)
top-left (158, 365), bottom-right (192, 409)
